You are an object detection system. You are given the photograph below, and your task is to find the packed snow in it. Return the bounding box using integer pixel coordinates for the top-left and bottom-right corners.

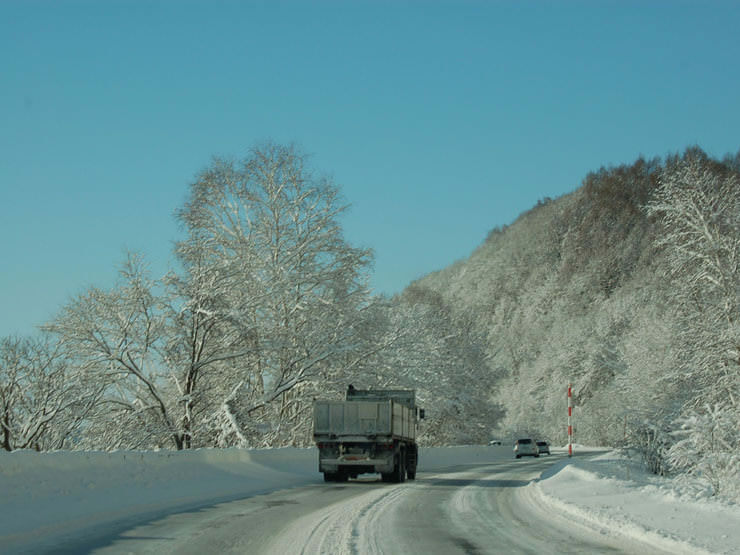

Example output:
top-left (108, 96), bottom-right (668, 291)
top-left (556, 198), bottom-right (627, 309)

top-left (1, 446), bottom-right (738, 553)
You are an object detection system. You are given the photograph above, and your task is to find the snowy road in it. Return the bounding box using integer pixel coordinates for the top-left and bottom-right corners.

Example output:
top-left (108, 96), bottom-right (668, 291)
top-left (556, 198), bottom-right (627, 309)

top-left (76, 454), bottom-right (665, 554)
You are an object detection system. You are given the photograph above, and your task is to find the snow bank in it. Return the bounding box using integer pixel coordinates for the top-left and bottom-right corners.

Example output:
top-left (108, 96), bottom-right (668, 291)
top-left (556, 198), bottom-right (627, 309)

top-left (530, 450), bottom-right (740, 554)
top-left (3, 446), bottom-right (739, 554)
top-left (0, 448), bottom-right (319, 553)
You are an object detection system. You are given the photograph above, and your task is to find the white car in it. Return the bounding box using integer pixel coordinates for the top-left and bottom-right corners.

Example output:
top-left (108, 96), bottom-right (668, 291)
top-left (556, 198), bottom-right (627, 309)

top-left (514, 438), bottom-right (539, 458)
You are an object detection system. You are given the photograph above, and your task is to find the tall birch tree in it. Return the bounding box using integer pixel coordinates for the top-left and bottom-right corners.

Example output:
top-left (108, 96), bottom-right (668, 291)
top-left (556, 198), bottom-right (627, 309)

top-left (177, 143), bottom-right (374, 445)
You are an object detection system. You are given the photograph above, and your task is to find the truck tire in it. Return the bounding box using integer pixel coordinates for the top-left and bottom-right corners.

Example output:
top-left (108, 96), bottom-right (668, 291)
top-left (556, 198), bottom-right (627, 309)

top-left (394, 452), bottom-right (406, 483)
top-left (407, 444), bottom-right (417, 480)
top-left (323, 472), bottom-right (335, 482)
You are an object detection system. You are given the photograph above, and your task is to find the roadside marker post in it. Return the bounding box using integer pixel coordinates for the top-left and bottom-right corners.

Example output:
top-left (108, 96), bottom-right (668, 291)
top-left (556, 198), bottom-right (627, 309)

top-left (568, 384), bottom-right (573, 458)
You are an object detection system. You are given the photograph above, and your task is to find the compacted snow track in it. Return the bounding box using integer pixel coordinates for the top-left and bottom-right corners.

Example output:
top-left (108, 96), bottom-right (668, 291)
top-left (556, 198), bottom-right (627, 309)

top-left (267, 483), bottom-right (407, 554)
top-left (266, 461), bottom-right (665, 554)
top-left (84, 454), bottom-right (667, 554)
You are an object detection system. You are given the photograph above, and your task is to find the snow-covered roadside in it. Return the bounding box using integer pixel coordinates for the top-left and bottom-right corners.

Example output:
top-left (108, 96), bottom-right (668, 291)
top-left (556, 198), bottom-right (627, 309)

top-left (3, 446), bottom-right (739, 554)
top-left (529, 449), bottom-right (740, 555)
top-left (0, 446), bottom-right (495, 552)
top-left (0, 448), bottom-right (320, 553)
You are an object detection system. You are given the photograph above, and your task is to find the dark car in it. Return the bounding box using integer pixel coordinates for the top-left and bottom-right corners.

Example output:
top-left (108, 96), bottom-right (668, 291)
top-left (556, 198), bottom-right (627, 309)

top-left (536, 441), bottom-right (550, 455)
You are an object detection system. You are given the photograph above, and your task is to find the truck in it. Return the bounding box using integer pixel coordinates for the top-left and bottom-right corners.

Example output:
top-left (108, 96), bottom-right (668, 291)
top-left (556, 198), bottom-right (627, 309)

top-left (313, 386), bottom-right (424, 483)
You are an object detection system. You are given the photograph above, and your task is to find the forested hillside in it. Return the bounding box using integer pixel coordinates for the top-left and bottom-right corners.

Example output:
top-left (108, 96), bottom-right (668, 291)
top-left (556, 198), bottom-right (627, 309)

top-left (414, 155), bottom-right (667, 442)
top-left (409, 147), bottom-right (740, 498)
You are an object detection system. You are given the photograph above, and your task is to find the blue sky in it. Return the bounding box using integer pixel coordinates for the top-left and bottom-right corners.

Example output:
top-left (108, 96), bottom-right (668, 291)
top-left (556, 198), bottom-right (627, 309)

top-left (2, 0), bottom-right (740, 337)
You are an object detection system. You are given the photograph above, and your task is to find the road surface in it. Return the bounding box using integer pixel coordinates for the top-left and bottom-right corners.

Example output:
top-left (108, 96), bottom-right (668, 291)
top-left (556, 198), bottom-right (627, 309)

top-left (65, 454), bottom-right (665, 554)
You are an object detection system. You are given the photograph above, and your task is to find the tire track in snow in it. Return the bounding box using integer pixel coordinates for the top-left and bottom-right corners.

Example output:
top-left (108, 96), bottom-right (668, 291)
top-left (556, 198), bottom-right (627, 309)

top-left (265, 484), bottom-right (407, 554)
top-left (446, 464), bottom-right (678, 554)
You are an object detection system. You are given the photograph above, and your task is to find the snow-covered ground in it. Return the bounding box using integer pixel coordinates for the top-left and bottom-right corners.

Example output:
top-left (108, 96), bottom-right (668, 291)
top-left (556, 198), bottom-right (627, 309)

top-left (530, 448), bottom-right (740, 554)
top-left (1, 446), bottom-right (738, 554)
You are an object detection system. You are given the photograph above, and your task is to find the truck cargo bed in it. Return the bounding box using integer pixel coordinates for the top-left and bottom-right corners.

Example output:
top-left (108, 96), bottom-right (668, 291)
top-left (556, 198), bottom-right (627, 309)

top-left (313, 400), bottom-right (415, 441)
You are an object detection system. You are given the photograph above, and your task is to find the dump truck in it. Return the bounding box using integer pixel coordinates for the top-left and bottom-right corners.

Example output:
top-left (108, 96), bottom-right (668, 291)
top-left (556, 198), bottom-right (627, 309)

top-left (313, 386), bottom-right (424, 482)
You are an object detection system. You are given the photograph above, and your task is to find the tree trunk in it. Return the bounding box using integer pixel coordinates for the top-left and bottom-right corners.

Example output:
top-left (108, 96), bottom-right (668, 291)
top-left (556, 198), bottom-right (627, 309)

top-left (2, 411), bottom-right (11, 451)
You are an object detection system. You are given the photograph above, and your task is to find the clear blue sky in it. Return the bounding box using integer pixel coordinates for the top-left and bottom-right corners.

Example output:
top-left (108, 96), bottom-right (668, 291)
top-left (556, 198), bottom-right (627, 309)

top-left (2, 0), bottom-right (740, 337)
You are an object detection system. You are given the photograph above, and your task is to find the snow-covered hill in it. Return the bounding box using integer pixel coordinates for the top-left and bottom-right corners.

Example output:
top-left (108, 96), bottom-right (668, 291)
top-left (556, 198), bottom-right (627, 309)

top-left (2, 446), bottom-right (738, 554)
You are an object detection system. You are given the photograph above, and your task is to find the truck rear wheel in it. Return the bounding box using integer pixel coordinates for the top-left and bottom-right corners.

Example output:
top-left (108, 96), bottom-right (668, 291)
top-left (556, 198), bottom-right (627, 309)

top-left (394, 452), bottom-right (406, 483)
top-left (407, 445), bottom-right (417, 480)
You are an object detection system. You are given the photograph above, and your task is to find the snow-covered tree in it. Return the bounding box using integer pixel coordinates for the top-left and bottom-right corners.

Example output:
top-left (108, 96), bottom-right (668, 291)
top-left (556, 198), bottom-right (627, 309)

top-left (160, 241), bottom-right (260, 448)
top-left (44, 254), bottom-right (183, 449)
top-left (646, 156), bottom-right (740, 494)
top-left (176, 143), bottom-right (374, 446)
top-left (38, 143), bottom-right (376, 450)
top-left (0, 335), bottom-right (101, 451)
top-left (647, 157), bottom-right (740, 409)
top-left (351, 285), bottom-right (500, 446)
top-left (668, 403), bottom-right (740, 498)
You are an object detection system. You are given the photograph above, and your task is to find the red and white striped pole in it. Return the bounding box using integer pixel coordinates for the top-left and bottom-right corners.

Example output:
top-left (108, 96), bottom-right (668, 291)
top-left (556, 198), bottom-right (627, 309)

top-left (567, 383), bottom-right (573, 458)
